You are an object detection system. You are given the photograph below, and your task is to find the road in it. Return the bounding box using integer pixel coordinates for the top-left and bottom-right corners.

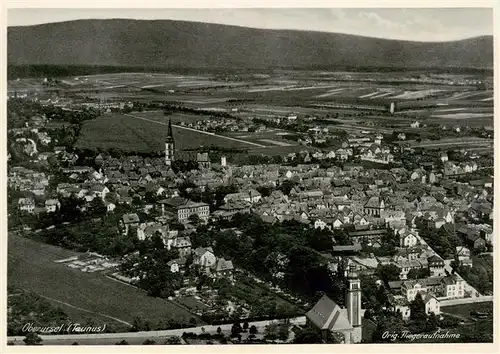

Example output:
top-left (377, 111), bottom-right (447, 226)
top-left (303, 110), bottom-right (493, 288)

top-left (124, 113), bottom-right (266, 148)
top-left (8, 317), bottom-right (307, 345)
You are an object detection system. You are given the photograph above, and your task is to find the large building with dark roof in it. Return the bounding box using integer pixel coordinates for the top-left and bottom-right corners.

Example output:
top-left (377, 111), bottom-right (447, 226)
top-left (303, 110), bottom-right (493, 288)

top-left (305, 266), bottom-right (363, 343)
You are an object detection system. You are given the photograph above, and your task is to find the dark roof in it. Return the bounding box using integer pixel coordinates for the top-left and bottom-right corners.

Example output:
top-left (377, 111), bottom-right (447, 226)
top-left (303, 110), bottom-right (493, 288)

top-left (365, 196), bottom-right (382, 209)
top-left (332, 243), bottom-right (362, 253)
top-left (388, 280), bottom-right (403, 290)
top-left (427, 255), bottom-right (444, 265)
top-left (305, 295), bottom-right (352, 331)
top-left (348, 229), bottom-right (386, 237)
top-left (122, 213), bottom-right (140, 224)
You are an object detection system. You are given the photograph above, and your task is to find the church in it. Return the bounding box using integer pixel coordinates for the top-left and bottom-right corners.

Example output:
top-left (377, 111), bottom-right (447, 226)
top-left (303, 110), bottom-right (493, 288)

top-left (164, 119), bottom-right (211, 169)
top-left (305, 266), bottom-right (364, 344)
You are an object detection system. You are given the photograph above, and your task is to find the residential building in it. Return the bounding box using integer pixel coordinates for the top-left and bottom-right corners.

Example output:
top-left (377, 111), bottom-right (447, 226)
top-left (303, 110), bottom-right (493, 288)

top-left (427, 255), bottom-right (446, 277)
top-left (364, 197), bottom-right (385, 217)
top-left (440, 275), bottom-right (465, 299)
top-left (45, 199), bottom-right (60, 213)
top-left (424, 294), bottom-right (441, 315)
top-left (160, 197), bottom-right (210, 223)
top-left (193, 247), bottom-right (217, 271)
top-left (18, 197), bottom-right (35, 214)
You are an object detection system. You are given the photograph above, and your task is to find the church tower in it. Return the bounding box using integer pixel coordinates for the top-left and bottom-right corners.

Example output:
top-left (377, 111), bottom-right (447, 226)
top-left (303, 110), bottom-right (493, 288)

top-left (346, 265), bottom-right (362, 328)
top-left (165, 119), bottom-right (175, 166)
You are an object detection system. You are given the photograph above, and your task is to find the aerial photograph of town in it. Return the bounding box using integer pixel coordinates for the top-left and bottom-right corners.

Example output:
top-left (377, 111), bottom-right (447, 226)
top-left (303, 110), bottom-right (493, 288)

top-left (4, 6), bottom-right (496, 348)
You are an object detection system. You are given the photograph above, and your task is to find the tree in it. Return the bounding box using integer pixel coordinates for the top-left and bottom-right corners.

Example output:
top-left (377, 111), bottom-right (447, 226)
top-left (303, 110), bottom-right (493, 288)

top-left (277, 323), bottom-right (290, 341)
top-left (88, 197), bottom-right (106, 216)
top-left (409, 293), bottom-right (426, 321)
top-left (277, 180), bottom-right (297, 196)
top-left (242, 321), bottom-right (249, 332)
top-left (231, 322), bottom-right (243, 337)
top-left (256, 186), bottom-right (273, 197)
top-left (23, 332), bottom-right (42, 345)
top-left (376, 264), bottom-right (401, 284)
top-left (165, 336), bottom-right (182, 345)
top-left (293, 328), bottom-right (323, 344)
top-left (407, 267), bottom-right (430, 280)
top-left (249, 325), bottom-right (258, 335)
top-left (264, 322), bottom-right (279, 341)
top-left (188, 214), bottom-right (201, 226)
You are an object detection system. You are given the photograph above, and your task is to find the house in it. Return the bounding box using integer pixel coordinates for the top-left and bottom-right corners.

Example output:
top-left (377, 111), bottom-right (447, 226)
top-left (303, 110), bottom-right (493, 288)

top-left (364, 197), bottom-right (385, 217)
top-left (159, 197), bottom-right (210, 223)
top-left (18, 198), bottom-right (35, 214)
top-left (90, 184), bottom-right (110, 200)
top-left (172, 237), bottom-right (192, 258)
top-left (332, 217), bottom-right (344, 229)
top-left (193, 247), bottom-right (217, 271)
top-left (457, 225), bottom-right (486, 250)
top-left (423, 294), bottom-right (441, 315)
top-left (224, 189), bottom-right (261, 204)
top-left (387, 295), bottom-right (411, 320)
top-left (455, 246), bottom-right (471, 262)
top-left (397, 259), bottom-right (425, 280)
top-left (248, 189), bottom-right (262, 203)
top-left (215, 258), bottom-right (234, 278)
top-left (401, 280), bottom-right (428, 302)
top-left (427, 255), bottom-right (446, 277)
top-left (348, 229), bottom-right (386, 244)
top-left (314, 218), bottom-right (328, 230)
top-left (105, 201), bottom-right (116, 213)
top-left (120, 213), bottom-right (140, 236)
top-left (44, 199), bottom-right (60, 213)
top-left (440, 275), bottom-right (465, 299)
top-left (167, 258), bottom-right (187, 273)
top-left (332, 243), bottom-right (362, 254)
top-left (399, 229), bottom-right (419, 248)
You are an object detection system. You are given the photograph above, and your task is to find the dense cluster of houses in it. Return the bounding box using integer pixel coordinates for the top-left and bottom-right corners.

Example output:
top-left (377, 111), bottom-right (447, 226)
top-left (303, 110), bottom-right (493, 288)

top-left (9, 114), bottom-right (493, 320)
top-left (387, 274), bottom-right (467, 319)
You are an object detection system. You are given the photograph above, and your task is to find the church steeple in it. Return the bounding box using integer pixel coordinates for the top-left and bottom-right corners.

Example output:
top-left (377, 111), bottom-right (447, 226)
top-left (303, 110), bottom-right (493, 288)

top-left (346, 265), bottom-right (362, 328)
top-left (165, 119), bottom-right (175, 166)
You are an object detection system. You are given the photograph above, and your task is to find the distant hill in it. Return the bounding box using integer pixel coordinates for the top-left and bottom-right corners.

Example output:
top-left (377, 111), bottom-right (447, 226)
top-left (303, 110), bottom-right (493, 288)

top-left (7, 19), bottom-right (494, 70)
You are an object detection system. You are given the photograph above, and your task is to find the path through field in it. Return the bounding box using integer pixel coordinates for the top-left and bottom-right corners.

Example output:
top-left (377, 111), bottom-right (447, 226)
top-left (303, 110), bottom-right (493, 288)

top-left (29, 292), bottom-right (133, 327)
top-left (124, 113), bottom-right (266, 148)
top-left (8, 233), bottom-right (199, 329)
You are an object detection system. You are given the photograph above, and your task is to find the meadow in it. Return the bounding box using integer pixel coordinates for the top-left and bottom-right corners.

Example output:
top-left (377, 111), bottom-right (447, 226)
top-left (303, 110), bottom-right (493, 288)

top-left (8, 233), bottom-right (200, 330)
top-left (76, 112), bottom-right (259, 152)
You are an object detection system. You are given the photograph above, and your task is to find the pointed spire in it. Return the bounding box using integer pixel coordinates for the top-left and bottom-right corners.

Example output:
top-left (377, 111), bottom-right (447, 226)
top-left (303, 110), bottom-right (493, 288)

top-left (167, 119), bottom-right (173, 138)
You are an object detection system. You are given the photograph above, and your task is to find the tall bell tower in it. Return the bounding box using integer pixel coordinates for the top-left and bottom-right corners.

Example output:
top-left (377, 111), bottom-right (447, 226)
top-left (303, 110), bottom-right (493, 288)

top-left (346, 265), bottom-right (362, 328)
top-left (165, 119), bottom-right (175, 166)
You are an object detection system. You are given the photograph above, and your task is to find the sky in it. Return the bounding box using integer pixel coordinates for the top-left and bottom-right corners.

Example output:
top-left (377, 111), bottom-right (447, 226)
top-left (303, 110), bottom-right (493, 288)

top-left (7, 8), bottom-right (494, 42)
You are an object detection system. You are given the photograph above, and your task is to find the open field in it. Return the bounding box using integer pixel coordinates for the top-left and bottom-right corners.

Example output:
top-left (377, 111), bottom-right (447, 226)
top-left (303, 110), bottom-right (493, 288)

top-left (124, 112), bottom-right (266, 148)
top-left (431, 112), bottom-right (493, 119)
top-left (76, 112), bottom-right (262, 152)
top-left (399, 137), bottom-right (493, 149)
top-left (8, 233), bottom-right (200, 330)
top-left (441, 301), bottom-right (493, 318)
